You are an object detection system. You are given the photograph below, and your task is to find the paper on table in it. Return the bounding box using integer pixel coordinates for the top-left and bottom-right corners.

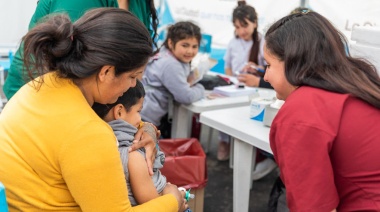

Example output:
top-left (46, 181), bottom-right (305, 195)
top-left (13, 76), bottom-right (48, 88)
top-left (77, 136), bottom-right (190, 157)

top-left (190, 53), bottom-right (218, 85)
top-left (213, 84), bottom-right (258, 97)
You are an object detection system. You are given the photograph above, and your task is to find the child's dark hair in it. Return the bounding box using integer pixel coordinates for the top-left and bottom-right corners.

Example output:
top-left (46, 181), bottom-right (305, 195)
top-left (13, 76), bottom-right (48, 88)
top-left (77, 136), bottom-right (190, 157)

top-left (92, 80), bottom-right (145, 119)
top-left (233, 2), bottom-right (260, 64)
top-left (163, 21), bottom-right (202, 49)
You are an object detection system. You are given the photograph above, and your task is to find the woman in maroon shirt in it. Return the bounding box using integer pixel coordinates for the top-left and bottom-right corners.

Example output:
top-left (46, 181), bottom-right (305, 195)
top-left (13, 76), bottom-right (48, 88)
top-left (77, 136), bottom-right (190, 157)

top-left (263, 10), bottom-right (380, 211)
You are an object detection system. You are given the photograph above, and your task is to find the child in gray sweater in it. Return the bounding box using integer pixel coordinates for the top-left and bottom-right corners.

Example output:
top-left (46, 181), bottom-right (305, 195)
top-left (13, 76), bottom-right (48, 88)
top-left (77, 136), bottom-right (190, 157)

top-left (92, 80), bottom-right (189, 210)
top-left (141, 21), bottom-right (205, 137)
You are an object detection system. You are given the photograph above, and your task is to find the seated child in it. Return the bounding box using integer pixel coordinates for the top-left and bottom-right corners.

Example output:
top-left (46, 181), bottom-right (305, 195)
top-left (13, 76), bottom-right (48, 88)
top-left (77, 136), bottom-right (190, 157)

top-left (92, 80), bottom-right (191, 211)
top-left (140, 21), bottom-right (205, 138)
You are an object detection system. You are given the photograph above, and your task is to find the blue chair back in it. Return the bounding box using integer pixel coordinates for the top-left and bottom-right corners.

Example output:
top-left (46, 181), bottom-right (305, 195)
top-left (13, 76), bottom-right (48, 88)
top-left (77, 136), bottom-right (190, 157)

top-left (0, 182), bottom-right (8, 212)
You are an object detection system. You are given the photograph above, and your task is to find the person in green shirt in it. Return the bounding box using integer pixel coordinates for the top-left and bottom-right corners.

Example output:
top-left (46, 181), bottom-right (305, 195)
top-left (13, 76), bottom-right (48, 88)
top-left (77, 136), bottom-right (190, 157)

top-left (3, 0), bottom-right (158, 100)
top-left (120, 0), bottom-right (159, 41)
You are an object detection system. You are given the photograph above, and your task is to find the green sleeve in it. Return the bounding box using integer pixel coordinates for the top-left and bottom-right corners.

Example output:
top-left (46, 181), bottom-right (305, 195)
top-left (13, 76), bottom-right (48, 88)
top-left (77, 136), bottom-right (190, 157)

top-left (30, 0), bottom-right (119, 28)
top-left (4, 0), bottom-right (120, 100)
top-left (3, 44), bottom-right (27, 100)
top-left (4, 0), bottom-right (52, 99)
top-left (29, 0), bottom-right (52, 29)
top-left (128, 0), bottom-right (152, 35)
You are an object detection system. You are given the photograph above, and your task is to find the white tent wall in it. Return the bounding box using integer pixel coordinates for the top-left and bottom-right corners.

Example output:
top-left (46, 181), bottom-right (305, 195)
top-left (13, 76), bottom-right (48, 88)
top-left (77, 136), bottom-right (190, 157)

top-left (157, 0), bottom-right (380, 47)
top-left (309, 0), bottom-right (380, 76)
top-left (0, 0), bottom-right (36, 53)
top-left (156, 0), bottom-right (380, 73)
top-left (350, 26), bottom-right (380, 76)
top-left (308, 0), bottom-right (380, 41)
top-left (156, 0), bottom-right (300, 48)
top-left (1, 0), bottom-right (379, 70)
top-left (2, 0), bottom-right (380, 47)
top-left (155, 0), bottom-right (300, 72)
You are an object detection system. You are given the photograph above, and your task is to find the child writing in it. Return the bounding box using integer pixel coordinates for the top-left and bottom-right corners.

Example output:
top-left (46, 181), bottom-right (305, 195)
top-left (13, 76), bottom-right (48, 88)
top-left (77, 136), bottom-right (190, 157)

top-left (92, 80), bottom-right (191, 212)
top-left (140, 21), bottom-right (205, 138)
top-left (224, 1), bottom-right (270, 89)
top-left (218, 2), bottom-right (277, 182)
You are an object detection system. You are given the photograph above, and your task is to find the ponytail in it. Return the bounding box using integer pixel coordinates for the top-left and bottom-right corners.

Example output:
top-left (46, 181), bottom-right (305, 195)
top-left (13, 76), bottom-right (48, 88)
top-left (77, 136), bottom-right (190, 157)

top-left (248, 27), bottom-right (260, 65)
top-left (23, 14), bottom-right (76, 80)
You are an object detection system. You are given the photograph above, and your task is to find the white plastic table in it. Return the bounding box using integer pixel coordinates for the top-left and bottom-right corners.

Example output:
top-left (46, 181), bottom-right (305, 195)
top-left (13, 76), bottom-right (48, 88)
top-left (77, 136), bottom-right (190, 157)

top-left (170, 71), bottom-right (248, 139)
top-left (200, 106), bottom-right (272, 212)
top-left (170, 94), bottom-right (250, 139)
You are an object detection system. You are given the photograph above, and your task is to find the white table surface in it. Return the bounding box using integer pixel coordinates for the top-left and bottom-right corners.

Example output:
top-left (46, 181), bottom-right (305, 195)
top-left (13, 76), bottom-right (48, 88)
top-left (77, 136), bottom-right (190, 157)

top-left (200, 106), bottom-right (272, 212)
top-left (170, 93), bottom-right (251, 138)
top-left (170, 71), bottom-right (248, 138)
top-left (170, 84), bottom-right (274, 139)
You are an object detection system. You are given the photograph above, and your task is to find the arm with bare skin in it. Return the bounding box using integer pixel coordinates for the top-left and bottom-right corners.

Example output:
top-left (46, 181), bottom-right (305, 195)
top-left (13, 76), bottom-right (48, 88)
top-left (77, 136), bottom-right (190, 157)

top-left (117, 0), bottom-right (128, 10)
top-left (128, 151), bottom-right (187, 212)
top-left (129, 122), bottom-right (159, 176)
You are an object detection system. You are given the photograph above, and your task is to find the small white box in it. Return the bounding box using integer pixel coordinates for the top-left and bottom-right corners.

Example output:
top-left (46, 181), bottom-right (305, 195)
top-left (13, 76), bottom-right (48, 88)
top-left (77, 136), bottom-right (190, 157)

top-left (250, 98), bottom-right (274, 121)
top-left (263, 106), bottom-right (279, 127)
top-left (263, 99), bottom-right (285, 127)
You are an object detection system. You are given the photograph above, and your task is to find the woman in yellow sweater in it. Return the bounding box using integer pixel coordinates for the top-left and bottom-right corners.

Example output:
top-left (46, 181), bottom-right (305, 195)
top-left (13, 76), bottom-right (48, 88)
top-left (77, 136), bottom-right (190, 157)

top-left (0, 8), bottom-right (184, 212)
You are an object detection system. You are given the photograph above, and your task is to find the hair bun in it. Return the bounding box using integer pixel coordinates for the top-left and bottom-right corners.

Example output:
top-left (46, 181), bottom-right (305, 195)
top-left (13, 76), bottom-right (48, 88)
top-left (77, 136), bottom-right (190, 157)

top-left (47, 15), bottom-right (74, 58)
top-left (237, 0), bottom-right (246, 6)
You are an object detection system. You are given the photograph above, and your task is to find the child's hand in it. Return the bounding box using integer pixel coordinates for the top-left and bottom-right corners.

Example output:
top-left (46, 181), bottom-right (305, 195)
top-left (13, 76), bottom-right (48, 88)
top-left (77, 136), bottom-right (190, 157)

top-left (179, 198), bottom-right (189, 212)
top-left (129, 123), bottom-right (159, 176)
top-left (237, 73), bottom-right (260, 87)
top-left (242, 62), bottom-right (258, 73)
top-left (178, 187), bottom-right (187, 198)
top-left (187, 72), bottom-right (196, 85)
top-left (163, 183), bottom-right (188, 212)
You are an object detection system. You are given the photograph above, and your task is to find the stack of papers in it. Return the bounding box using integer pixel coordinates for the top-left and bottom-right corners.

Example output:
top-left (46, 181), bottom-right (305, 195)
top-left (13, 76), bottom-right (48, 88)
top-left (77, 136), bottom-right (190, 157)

top-left (213, 85), bottom-right (258, 97)
top-left (190, 53), bottom-right (218, 85)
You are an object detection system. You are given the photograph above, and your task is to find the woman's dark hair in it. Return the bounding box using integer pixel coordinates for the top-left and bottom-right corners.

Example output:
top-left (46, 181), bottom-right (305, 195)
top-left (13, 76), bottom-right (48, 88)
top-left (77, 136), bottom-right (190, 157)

top-left (233, 2), bottom-right (260, 64)
top-left (92, 80), bottom-right (146, 119)
top-left (265, 11), bottom-right (380, 108)
top-left (163, 21), bottom-right (202, 49)
top-left (23, 8), bottom-right (153, 82)
top-left (148, 0), bottom-right (159, 49)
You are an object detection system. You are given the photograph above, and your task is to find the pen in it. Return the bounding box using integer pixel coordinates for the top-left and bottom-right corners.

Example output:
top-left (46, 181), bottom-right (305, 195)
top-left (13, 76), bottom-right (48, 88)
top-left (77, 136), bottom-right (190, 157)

top-left (249, 64), bottom-right (265, 73)
top-left (234, 70), bottom-right (242, 76)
